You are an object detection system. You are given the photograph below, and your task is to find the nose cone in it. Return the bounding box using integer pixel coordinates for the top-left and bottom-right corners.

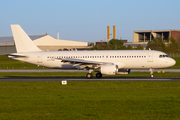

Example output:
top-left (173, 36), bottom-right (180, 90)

top-left (169, 58), bottom-right (176, 67)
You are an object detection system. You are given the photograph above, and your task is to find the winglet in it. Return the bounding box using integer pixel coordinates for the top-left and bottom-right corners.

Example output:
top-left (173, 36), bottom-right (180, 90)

top-left (11, 25), bottom-right (42, 53)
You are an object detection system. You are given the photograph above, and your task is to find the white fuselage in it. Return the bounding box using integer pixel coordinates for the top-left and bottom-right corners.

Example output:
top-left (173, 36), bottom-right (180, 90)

top-left (10, 50), bottom-right (176, 69)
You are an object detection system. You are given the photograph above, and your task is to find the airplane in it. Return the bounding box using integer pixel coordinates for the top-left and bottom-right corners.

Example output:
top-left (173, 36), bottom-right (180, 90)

top-left (8, 25), bottom-right (176, 78)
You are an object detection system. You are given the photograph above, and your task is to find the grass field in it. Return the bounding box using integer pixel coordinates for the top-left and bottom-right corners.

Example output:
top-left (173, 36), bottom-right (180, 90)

top-left (0, 81), bottom-right (180, 120)
top-left (0, 55), bottom-right (180, 69)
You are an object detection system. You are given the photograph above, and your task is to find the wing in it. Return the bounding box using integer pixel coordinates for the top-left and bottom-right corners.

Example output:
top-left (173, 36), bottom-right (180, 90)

top-left (56, 58), bottom-right (113, 69)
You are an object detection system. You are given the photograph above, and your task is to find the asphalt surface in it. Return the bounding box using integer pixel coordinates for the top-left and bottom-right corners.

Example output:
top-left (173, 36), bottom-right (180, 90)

top-left (0, 77), bottom-right (180, 81)
top-left (0, 69), bottom-right (180, 72)
top-left (0, 69), bottom-right (179, 81)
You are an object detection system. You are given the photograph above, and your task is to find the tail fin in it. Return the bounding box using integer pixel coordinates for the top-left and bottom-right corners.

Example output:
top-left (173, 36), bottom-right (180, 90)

top-left (11, 24), bottom-right (42, 53)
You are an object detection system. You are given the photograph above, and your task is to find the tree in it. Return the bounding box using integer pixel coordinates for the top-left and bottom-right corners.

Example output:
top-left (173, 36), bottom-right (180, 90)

top-left (166, 37), bottom-right (180, 53)
top-left (108, 39), bottom-right (126, 50)
top-left (146, 37), bottom-right (167, 52)
top-left (176, 35), bottom-right (180, 44)
top-left (136, 44), bottom-right (144, 50)
top-left (91, 43), bottom-right (111, 50)
top-left (126, 45), bottom-right (134, 50)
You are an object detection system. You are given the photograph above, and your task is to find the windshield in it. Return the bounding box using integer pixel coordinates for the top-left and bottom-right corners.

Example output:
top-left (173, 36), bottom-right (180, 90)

top-left (159, 54), bottom-right (169, 58)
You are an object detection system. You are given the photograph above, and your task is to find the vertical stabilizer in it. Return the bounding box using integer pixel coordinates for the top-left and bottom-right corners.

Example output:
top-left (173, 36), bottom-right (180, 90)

top-left (11, 25), bottom-right (42, 53)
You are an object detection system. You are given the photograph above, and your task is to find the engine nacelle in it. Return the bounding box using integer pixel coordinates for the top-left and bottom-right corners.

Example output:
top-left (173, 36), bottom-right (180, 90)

top-left (118, 69), bottom-right (131, 75)
top-left (99, 65), bottom-right (118, 75)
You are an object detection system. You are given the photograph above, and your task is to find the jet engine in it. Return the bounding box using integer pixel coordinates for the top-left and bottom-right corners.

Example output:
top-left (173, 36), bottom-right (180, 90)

top-left (95, 65), bottom-right (118, 75)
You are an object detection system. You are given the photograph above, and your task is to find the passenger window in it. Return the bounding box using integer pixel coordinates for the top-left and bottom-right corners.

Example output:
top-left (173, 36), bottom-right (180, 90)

top-left (159, 55), bottom-right (162, 58)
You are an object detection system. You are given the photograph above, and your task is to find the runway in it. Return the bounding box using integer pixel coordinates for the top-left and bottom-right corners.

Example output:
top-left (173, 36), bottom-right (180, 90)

top-left (0, 77), bottom-right (180, 81)
top-left (0, 69), bottom-right (180, 72)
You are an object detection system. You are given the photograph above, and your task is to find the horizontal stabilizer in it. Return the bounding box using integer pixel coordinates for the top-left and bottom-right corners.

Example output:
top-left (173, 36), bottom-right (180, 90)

top-left (8, 53), bottom-right (28, 59)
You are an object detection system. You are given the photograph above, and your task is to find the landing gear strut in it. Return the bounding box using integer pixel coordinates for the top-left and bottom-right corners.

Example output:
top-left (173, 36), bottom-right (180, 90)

top-left (149, 68), bottom-right (154, 78)
top-left (86, 69), bottom-right (93, 79)
top-left (96, 72), bottom-right (102, 78)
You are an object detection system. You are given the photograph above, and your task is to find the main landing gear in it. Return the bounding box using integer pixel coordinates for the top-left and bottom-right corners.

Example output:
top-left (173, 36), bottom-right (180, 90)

top-left (86, 69), bottom-right (102, 79)
top-left (86, 73), bottom-right (93, 79)
top-left (96, 72), bottom-right (102, 78)
top-left (149, 68), bottom-right (154, 78)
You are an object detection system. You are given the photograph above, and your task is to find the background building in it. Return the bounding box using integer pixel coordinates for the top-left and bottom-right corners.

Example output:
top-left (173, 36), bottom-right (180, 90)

top-left (124, 30), bottom-right (180, 49)
top-left (133, 30), bottom-right (180, 43)
top-left (0, 34), bottom-right (90, 55)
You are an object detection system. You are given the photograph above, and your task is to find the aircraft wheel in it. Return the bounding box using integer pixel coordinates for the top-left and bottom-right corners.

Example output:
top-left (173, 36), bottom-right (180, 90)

top-left (86, 73), bottom-right (93, 79)
top-left (150, 74), bottom-right (154, 78)
top-left (96, 72), bottom-right (102, 78)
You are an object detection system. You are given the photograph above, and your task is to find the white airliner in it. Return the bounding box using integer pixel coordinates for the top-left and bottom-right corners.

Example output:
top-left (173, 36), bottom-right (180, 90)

top-left (8, 25), bottom-right (176, 78)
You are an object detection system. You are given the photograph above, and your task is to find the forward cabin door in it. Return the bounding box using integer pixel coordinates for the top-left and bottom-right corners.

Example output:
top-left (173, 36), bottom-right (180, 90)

top-left (37, 53), bottom-right (43, 63)
top-left (147, 52), bottom-right (153, 62)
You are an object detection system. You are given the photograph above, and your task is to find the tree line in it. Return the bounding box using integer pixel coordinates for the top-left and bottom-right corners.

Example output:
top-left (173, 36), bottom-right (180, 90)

top-left (91, 37), bottom-right (180, 53)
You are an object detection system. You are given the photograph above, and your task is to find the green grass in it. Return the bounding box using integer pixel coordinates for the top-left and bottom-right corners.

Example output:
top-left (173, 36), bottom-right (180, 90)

top-left (0, 81), bottom-right (180, 120)
top-left (0, 55), bottom-right (47, 69)
top-left (0, 72), bottom-right (180, 78)
top-left (0, 55), bottom-right (180, 69)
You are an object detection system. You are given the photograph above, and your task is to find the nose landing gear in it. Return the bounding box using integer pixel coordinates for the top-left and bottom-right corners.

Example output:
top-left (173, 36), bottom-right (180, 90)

top-left (149, 68), bottom-right (154, 78)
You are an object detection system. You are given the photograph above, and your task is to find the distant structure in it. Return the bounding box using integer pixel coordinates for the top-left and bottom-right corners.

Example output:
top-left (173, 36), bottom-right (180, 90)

top-left (124, 30), bottom-right (180, 49)
top-left (133, 30), bottom-right (180, 42)
top-left (94, 39), bottom-right (127, 46)
top-left (107, 25), bottom-right (116, 41)
top-left (113, 25), bottom-right (116, 39)
top-left (107, 26), bottom-right (110, 41)
top-left (0, 34), bottom-right (90, 55)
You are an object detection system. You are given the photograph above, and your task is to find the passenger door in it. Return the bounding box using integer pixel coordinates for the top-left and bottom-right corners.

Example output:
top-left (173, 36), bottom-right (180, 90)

top-left (147, 52), bottom-right (153, 62)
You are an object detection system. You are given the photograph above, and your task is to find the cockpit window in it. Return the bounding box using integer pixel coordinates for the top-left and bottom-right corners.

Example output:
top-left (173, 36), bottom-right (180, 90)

top-left (159, 54), bottom-right (169, 58)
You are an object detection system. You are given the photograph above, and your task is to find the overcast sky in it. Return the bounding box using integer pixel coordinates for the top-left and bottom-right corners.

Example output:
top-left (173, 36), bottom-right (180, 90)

top-left (0, 0), bottom-right (180, 42)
